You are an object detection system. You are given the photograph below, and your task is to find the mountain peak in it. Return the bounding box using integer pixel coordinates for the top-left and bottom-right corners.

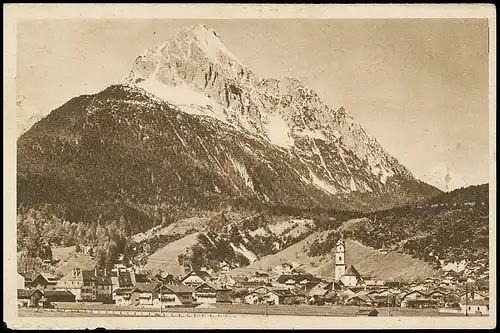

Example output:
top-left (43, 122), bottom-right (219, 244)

top-left (175, 24), bottom-right (239, 64)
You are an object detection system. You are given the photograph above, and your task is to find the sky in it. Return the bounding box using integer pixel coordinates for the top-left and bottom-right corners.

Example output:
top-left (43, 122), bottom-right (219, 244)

top-left (16, 19), bottom-right (490, 190)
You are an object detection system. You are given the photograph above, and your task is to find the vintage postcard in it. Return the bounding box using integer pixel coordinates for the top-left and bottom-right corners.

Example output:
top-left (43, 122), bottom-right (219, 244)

top-left (3, 3), bottom-right (496, 330)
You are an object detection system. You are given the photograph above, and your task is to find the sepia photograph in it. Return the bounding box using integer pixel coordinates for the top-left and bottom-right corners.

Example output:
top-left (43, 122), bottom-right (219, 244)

top-left (3, 3), bottom-right (496, 330)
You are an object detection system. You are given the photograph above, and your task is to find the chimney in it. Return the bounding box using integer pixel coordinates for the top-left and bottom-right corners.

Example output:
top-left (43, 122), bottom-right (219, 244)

top-left (104, 268), bottom-right (107, 277)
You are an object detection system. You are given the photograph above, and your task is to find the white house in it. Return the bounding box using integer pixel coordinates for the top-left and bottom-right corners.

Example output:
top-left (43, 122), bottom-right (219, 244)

top-left (157, 284), bottom-right (195, 307)
top-left (135, 282), bottom-right (161, 306)
top-left (194, 283), bottom-right (217, 304)
top-left (460, 299), bottom-right (489, 316)
top-left (244, 291), bottom-right (262, 305)
top-left (114, 288), bottom-right (139, 306)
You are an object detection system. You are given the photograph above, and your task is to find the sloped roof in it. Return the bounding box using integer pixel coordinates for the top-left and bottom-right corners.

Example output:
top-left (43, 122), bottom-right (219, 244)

top-left (182, 270), bottom-right (212, 281)
top-left (40, 273), bottom-right (59, 282)
top-left (194, 282), bottom-right (217, 291)
top-left (466, 299), bottom-right (489, 306)
top-left (135, 282), bottom-right (160, 293)
top-left (112, 271), bottom-right (134, 287)
top-left (17, 289), bottom-right (42, 298)
top-left (114, 287), bottom-right (136, 296)
top-left (269, 289), bottom-right (295, 297)
top-left (344, 265), bottom-right (362, 279)
top-left (347, 294), bottom-right (374, 303)
top-left (276, 274), bottom-right (318, 284)
top-left (44, 290), bottom-right (75, 297)
top-left (31, 273), bottom-right (58, 284)
top-left (163, 284), bottom-right (195, 294)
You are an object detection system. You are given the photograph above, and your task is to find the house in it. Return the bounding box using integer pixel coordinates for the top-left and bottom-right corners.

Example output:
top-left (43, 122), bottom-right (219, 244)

top-left (114, 287), bottom-right (139, 306)
top-left (322, 290), bottom-right (339, 305)
top-left (371, 290), bottom-right (396, 307)
top-left (92, 275), bottom-right (113, 304)
top-left (17, 289), bottom-right (44, 307)
top-left (400, 291), bottom-right (439, 308)
top-left (308, 282), bottom-right (330, 298)
top-left (30, 273), bottom-right (59, 290)
top-left (135, 282), bottom-right (161, 306)
top-left (265, 289), bottom-right (297, 305)
top-left (81, 270), bottom-right (96, 301)
top-left (460, 299), bottom-right (489, 316)
top-left (110, 270), bottom-right (134, 300)
top-left (426, 289), bottom-right (446, 304)
top-left (55, 268), bottom-right (85, 301)
top-left (244, 291), bottom-right (264, 305)
top-left (44, 290), bottom-right (76, 303)
top-left (459, 290), bottom-right (487, 303)
top-left (340, 266), bottom-right (363, 287)
top-left (216, 287), bottom-right (232, 303)
top-left (356, 309), bottom-right (379, 316)
top-left (345, 295), bottom-right (375, 307)
top-left (276, 274), bottom-right (320, 290)
top-left (181, 271), bottom-right (212, 287)
top-left (248, 271), bottom-right (270, 283)
top-left (157, 284), bottom-right (195, 307)
top-left (194, 282), bottom-right (218, 304)
top-left (17, 273), bottom-right (26, 289)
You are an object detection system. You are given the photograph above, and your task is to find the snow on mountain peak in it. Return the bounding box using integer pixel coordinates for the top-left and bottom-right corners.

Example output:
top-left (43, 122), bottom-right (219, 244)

top-left (179, 24), bottom-right (240, 64)
top-left (124, 25), bottom-right (417, 195)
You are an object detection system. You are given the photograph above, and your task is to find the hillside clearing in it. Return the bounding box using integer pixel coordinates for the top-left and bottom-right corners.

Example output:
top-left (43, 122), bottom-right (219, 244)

top-left (144, 233), bottom-right (200, 275)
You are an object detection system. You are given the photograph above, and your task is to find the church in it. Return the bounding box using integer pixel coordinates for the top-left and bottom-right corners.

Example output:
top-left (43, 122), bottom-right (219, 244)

top-left (334, 234), bottom-right (364, 287)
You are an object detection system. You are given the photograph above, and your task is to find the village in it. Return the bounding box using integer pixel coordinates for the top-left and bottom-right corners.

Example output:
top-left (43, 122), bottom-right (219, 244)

top-left (17, 237), bottom-right (489, 317)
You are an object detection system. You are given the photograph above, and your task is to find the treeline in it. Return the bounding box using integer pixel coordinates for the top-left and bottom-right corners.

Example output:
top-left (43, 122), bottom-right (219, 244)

top-left (348, 195), bottom-right (489, 266)
top-left (17, 208), bottom-right (136, 270)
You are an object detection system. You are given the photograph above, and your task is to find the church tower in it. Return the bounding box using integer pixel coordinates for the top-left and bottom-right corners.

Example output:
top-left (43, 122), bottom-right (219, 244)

top-left (334, 234), bottom-right (346, 281)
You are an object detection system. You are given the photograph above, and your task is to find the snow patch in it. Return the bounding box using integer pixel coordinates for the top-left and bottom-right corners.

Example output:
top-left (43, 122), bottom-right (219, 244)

top-left (188, 25), bottom-right (240, 64)
top-left (296, 128), bottom-right (327, 141)
top-left (230, 242), bottom-right (257, 263)
top-left (349, 176), bottom-right (357, 192)
top-left (309, 170), bottom-right (338, 195)
top-left (229, 156), bottom-right (254, 191)
top-left (265, 113), bottom-right (294, 148)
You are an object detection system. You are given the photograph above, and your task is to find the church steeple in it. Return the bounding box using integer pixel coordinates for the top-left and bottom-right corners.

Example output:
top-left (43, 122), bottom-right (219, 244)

top-left (334, 232), bottom-right (346, 281)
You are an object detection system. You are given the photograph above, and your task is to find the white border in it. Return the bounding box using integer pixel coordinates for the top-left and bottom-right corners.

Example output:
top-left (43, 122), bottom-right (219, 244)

top-left (3, 3), bottom-right (496, 329)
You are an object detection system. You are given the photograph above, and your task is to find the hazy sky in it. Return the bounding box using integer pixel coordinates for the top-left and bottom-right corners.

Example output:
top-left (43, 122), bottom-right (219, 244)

top-left (17, 19), bottom-right (490, 188)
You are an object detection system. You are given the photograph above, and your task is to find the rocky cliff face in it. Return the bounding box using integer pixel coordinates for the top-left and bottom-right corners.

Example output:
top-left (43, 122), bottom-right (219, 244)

top-left (17, 24), bottom-right (441, 233)
top-left (125, 24), bottom-right (421, 195)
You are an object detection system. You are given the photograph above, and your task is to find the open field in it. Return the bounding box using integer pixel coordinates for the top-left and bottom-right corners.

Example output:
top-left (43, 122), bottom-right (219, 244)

top-left (19, 303), bottom-right (466, 318)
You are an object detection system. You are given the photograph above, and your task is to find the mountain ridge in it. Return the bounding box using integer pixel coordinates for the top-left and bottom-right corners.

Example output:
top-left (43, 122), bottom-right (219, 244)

top-left (17, 24), bottom-right (441, 240)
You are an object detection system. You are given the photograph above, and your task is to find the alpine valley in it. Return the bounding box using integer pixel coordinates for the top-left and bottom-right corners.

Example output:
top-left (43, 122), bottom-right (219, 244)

top-left (17, 25), bottom-right (488, 281)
